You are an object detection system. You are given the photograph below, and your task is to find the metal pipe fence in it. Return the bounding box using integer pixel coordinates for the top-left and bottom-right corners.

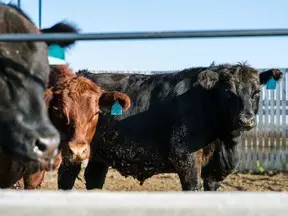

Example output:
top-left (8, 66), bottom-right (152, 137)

top-left (2, 28), bottom-right (288, 42)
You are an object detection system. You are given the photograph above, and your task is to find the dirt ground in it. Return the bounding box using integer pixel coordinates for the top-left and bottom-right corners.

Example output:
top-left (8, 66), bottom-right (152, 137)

top-left (41, 168), bottom-right (288, 192)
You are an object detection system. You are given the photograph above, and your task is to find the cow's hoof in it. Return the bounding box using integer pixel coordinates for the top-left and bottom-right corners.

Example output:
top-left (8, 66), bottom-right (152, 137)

top-left (190, 185), bottom-right (203, 192)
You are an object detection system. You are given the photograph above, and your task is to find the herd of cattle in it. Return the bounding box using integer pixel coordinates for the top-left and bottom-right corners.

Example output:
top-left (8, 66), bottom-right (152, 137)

top-left (0, 3), bottom-right (284, 191)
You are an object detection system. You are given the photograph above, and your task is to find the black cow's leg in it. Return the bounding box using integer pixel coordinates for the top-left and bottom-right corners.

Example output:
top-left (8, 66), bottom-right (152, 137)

top-left (203, 178), bottom-right (221, 191)
top-left (84, 159), bottom-right (109, 190)
top-left (170, 152), bottom-right (203, 191)
top-left (58, 162), bottom-right (81, 190)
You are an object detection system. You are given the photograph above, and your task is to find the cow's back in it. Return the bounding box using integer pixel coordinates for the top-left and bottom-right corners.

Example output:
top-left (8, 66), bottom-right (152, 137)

top-left (81, 71), bottom-right (195, 113)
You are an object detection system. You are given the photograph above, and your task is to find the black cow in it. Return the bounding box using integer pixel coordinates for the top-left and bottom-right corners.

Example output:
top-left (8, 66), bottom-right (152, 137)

top-left (74, 64), bottom-right (282, 191)
top-left (0, 3), bottom-right (77, 164)
top-left (199, 68), bottom-right (282, 191)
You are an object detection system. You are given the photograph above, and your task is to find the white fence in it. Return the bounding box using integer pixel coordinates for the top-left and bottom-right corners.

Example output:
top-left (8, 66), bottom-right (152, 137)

top-left (0, 191), bottom-right (287, 216)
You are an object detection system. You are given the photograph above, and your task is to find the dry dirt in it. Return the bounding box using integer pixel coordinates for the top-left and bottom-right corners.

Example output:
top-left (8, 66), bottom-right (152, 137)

top-left (41, 168), bottom-right (288, 192)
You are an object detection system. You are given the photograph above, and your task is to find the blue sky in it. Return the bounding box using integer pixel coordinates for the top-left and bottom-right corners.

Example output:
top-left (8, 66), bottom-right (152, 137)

top-left (8, 0), bottom-right (288, 71)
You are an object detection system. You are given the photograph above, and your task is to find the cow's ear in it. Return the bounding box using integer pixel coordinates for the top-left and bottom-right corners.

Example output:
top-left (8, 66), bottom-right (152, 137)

top-left (99, 91), bottom-right (131, 111)
top-left (259, 69), bottom-right (283, 85)
top-left (197, 70), bottom-right (219, 90)
top-left (44, 88), bottom-right (54, 107)
top-left (41, 22), bottom-right (79, 48)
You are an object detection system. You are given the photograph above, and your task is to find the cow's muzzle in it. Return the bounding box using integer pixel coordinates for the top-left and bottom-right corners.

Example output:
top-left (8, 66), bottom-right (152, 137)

top-left (33, 133), bottom-right (60, 162)
top-left (238, 114), bottom-right (256, 130)
top-left (67, 142), bottom-right (89, 163)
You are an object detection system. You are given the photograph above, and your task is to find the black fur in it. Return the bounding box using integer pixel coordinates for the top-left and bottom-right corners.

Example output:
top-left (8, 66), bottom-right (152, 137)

top-left (0, 3), bottom-right (78, 165)
top-left (0, 3), bottom-right (82, 188)
top-left (41, 21), bottom-right (80, 48)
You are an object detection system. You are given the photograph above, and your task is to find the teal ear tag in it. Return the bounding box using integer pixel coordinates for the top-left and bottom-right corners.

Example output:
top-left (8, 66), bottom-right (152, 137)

top-left (266, 77), bottom-right (277, 90)
top-left (48, 44), bottom-right (66, 65)
top-left (111, 100), bottom-right (123, 116)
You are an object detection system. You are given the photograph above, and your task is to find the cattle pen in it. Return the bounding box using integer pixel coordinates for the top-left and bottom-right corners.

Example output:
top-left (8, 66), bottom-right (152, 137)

top-left (1, 4), bottom-right (288, 214)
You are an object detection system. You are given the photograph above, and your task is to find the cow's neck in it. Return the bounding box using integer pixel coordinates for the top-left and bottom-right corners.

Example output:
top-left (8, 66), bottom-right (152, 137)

top-left (215, 130), bottom-right (242, 172)
top-left (216, 131), bottom-right (242, 169)
top-left (203, 92), bottom-right (230, 141)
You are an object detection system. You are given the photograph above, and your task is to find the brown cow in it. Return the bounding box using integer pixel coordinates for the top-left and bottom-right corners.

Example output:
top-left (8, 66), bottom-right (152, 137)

top-left (17, 64), bottom-right (131, 189)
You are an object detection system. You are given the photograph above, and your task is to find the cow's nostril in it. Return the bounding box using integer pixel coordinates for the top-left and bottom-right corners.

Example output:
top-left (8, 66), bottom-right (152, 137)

top-left (34, 136), bottom-right (60, 159)
top-left (35, 139), bottom-right (48, 152)
top-left (246, 115), bottom-right (255, 123)
top-left (69, 146), bottom-right (87, 156)
top-left (239, 114), bottom-right (255, 129)
top-left (69, 148), bottom-right (74, 155)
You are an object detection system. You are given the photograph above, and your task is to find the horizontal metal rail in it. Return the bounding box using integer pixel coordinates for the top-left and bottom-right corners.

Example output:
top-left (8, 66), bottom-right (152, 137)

top-left (2, 28), bottom-right (288, 42)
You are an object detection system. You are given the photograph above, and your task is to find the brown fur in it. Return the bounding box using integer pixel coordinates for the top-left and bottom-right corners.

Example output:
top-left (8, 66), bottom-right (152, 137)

top-left (19, 65), bottom-right (131, 189)
top-left (48, 65), bottom-right (76, 87)
top-left (99, 91), bottom-right (131, 110)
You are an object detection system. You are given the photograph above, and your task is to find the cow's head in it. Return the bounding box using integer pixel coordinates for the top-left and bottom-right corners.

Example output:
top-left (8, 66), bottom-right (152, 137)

top-left (0, 4), bottom-right (79, 163)
top-left (45, 66), bottom-right (131, 165)
top-left (197, 63), bottom-right (283, 131)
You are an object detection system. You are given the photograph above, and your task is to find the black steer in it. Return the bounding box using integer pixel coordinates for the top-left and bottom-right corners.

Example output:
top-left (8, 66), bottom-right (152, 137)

top-left (200, 69), bottom-right (282, 191)
top-left (76, 64), bottom-right (282, 191)
top-left (0, 3), bottom-right (77, 164)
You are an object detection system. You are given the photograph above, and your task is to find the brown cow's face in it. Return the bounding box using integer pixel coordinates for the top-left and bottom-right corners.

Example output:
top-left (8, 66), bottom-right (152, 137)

top-left (62, 92), bottom-right (100, 163)
top-left (45, 77), bottom-right (131, 165)
top-left (47, 90), bottom-right (100, 164)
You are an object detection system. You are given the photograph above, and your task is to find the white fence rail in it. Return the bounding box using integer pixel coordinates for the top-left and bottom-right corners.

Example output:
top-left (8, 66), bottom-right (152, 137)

top-left (0, 191), bottom-right (286, 216)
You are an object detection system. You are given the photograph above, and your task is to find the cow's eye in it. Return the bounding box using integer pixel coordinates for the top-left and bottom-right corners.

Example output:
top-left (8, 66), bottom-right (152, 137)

top-left (56, 112), bottom-right (66, 121)
top-left (59, 113), bottom-right (64, 119)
